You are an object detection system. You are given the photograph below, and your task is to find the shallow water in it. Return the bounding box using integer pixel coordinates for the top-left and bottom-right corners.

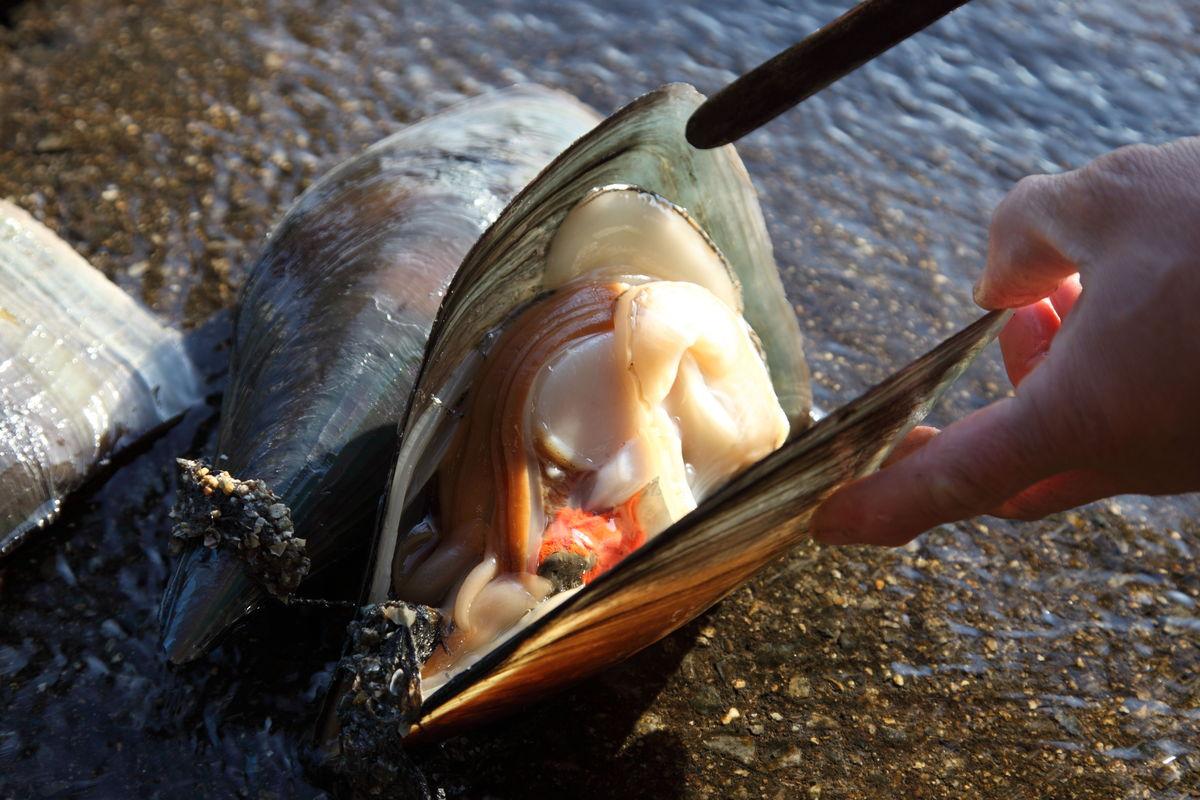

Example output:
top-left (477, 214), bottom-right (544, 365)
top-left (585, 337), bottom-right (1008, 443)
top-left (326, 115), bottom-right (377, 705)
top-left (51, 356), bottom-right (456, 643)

top-left (1, 0), bottom-right (1198, 797)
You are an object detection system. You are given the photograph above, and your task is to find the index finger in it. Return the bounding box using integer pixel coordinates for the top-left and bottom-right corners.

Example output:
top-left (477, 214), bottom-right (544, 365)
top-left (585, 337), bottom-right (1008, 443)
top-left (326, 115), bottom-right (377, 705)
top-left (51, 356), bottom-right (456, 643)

top-left (975, 172), bottom-right (1085, 310)
top-left (810, 394), bottom-right (1068, 546)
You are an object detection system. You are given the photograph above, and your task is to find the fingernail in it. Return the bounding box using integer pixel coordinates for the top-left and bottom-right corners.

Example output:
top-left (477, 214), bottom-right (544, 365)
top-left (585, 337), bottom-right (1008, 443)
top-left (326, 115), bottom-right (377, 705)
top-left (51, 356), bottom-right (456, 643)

top-left (972, 276), bottom-right (990, 307)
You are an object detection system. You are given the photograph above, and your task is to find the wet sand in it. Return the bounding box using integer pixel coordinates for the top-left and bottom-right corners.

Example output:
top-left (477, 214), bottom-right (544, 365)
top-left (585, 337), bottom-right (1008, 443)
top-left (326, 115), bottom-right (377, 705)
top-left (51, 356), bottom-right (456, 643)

top-left (1, 0), bottom-right (1198, 797)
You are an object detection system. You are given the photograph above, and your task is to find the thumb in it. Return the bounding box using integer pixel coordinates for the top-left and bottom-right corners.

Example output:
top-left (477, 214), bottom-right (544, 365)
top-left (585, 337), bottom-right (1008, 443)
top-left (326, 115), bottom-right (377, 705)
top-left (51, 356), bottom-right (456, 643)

top-left (811, 396), bottom-right (1066, 546)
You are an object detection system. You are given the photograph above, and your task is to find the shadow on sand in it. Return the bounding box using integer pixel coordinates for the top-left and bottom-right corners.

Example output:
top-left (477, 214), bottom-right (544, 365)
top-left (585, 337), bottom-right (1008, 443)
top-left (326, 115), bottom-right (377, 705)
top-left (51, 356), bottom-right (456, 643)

top-left (407, 618), bottom-right (703, 800)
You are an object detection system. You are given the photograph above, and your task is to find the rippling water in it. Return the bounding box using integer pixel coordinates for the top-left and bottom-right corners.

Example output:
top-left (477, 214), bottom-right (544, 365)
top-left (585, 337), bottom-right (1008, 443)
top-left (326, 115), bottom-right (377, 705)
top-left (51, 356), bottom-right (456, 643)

top-left (1, 0), bottom-right (1198, 797)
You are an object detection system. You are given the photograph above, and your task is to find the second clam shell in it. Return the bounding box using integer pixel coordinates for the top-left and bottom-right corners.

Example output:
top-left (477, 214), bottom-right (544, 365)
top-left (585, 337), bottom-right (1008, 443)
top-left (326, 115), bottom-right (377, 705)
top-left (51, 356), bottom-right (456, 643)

top-left (158, 86), bottom-right (601, 663)
top-left (0, 200), bottom-right (200, 557)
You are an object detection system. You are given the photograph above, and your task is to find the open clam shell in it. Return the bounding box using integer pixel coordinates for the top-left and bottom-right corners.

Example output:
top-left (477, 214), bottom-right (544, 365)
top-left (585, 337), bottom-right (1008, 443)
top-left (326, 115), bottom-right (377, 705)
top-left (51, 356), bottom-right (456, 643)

top-left (0, 200), bottom-right (200, 557)
top-left (158, 86), bottom-right (600, 662)
top-left (407, 310), bottom-right (1005, 739)
top-left (337, 83), bottom-right (1005, 745)
top-left (368, 83), bottom-right (812, 606)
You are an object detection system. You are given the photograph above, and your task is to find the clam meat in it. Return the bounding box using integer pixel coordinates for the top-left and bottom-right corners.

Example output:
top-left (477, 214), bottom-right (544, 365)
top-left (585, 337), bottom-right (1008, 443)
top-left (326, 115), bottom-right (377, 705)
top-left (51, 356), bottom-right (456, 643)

top-left (393, 187), bottom-right (794, 682)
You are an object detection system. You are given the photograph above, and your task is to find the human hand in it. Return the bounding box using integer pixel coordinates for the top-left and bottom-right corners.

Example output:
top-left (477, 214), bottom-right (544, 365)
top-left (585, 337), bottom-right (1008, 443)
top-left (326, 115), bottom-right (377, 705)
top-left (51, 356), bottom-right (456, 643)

top-left (811, 137), bottom-right (1200, 546)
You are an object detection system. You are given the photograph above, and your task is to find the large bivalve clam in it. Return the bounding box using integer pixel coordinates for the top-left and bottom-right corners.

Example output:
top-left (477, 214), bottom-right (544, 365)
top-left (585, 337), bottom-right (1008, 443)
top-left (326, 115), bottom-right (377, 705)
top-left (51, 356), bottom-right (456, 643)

top-left (328, 83), bottom-right (1006, 756)
top-left (158, 86), bottom-right (601, 662)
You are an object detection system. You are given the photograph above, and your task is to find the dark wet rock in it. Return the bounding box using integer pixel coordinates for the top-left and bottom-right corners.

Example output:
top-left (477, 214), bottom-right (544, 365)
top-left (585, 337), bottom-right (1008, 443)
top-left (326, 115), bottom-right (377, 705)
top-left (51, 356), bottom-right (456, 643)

top-left (814, 619), bottom-right (842, 641)
top-left (0, 642), bottom-right (33, 678)
top-left (691, 684), bottom-right (725, 714)
top-left (99, 618), bottom-right (126, 639)
top-left (786, 675), bottom-right (813, 699)
top-left (678, 650), bottom-right (704, 681)
top-left (1052, 709), bottom-right (1085, 738)
top-left (773, 746), bottom-right (804, 770)
top-left (704, 735), bottom-right (757, 767)
top-left (757, 641), bottom-right (798, 666)
top-left (0, 730), bottom-right (20, 763)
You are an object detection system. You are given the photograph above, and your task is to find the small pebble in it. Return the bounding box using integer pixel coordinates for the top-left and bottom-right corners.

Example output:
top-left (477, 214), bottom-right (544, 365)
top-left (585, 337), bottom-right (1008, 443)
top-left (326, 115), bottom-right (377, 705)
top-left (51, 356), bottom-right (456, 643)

top-left (787, 675), bottom-right (812, 698)
top-left (34, 134), bottom-right (69, 153)
top-left (703, 735), bottom-right (756, 767)
top-left (773, 746), bottom-right (803, 770)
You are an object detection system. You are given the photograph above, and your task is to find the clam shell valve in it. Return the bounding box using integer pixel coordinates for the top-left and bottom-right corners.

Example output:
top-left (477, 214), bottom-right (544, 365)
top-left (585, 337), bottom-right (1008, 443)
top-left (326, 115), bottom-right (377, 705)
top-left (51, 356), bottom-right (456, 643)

top-left (0, 200), bottom-right (200, 558)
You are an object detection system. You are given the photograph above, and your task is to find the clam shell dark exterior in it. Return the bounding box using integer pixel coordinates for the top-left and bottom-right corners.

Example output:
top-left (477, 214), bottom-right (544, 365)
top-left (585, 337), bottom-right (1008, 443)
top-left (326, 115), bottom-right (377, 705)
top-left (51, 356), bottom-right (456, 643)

top-left (159, 87), bottom-right (600, 662)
